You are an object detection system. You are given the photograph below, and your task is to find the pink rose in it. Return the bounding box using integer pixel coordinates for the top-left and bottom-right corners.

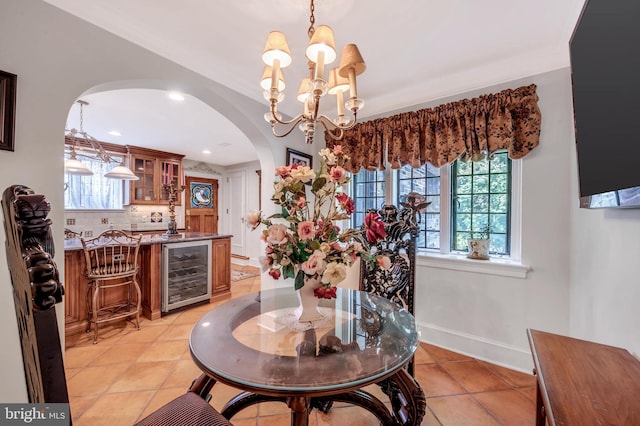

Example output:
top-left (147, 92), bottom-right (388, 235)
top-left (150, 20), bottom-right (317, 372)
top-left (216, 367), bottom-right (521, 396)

top-left (301, 250), bottom-right (327, 275)
top-left (297, 221), bottom-right (315, 240)
top-left (329, 166), bottom-right (346, 182)
top-left (365, 212), bottom-right (387, 243)
top-left (266, 224), bottom-right (288, 245)
top-left (297, 197), bottom-right (307, 209)
top-left (246, 210), bottom-right (261, 228)
top-left (275, 166), bottom-right (290, 178)
top-left (336, 193), bottom-right (355, 214)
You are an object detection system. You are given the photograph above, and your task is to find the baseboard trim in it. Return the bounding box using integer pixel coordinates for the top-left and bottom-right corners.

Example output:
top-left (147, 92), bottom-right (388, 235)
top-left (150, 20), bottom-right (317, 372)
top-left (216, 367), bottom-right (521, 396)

top-left (417, 321), bottom-right (533, 373)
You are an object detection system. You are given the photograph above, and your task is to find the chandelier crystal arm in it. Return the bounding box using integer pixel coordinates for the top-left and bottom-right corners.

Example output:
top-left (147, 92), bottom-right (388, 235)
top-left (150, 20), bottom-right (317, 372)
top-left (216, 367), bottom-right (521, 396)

top-left (269, 112), bottom-right (305, 139)
top-left (269, 100), bottom-right (305, 128)
top-left (317, 116), bottom-right (344, 140)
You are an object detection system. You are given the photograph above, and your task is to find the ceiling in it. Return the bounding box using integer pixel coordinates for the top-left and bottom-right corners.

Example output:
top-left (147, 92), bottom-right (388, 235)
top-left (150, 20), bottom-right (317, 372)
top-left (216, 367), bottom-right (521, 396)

top-left (48, 0), bottom-right (586, 165)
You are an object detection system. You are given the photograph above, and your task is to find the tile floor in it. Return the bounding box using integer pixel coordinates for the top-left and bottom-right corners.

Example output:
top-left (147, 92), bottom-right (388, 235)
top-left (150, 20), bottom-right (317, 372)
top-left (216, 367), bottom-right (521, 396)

top-left (65, 265), bottom-right (537, 425)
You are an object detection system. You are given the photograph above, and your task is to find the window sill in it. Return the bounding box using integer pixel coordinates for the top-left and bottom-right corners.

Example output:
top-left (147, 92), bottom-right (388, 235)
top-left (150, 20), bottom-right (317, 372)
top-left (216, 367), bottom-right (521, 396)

top-left (416, 251), bottom-right (531, 279)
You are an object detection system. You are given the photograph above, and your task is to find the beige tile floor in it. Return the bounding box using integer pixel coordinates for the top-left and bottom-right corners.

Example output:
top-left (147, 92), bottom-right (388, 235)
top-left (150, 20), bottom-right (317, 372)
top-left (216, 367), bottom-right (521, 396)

top-left (65, 265), bottom-right (537, 425)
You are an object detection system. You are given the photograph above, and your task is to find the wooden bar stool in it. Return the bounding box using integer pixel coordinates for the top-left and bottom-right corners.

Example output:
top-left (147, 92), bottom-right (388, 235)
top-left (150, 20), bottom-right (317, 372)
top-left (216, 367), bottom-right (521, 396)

top-left (81, 229), bottom-right (142, 344)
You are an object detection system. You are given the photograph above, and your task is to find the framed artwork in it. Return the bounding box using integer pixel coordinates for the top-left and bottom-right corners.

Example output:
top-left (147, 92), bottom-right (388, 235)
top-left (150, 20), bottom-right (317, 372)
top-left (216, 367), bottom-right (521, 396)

top-left (190, 181), bottom-right (214, 208)
top-left (0, 70), bottom-right (17, 152)
top-left (286, 148), bottom-right (313, 168)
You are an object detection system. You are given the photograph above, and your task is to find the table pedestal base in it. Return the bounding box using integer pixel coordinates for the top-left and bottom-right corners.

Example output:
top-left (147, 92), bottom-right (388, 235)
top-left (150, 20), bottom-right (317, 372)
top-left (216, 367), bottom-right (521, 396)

top-left (219, 368), bottom-right (426, 426)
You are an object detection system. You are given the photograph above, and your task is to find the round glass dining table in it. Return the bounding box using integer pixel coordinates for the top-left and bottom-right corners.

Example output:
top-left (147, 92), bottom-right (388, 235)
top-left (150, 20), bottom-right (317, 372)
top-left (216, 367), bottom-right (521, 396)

top-left (189, 287), bottom-right (426, 425)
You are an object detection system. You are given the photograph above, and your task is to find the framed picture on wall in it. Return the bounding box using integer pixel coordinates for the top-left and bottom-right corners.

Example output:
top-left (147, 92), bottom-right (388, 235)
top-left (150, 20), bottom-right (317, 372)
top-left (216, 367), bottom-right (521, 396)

top-left (0, 70), bottom-right (17, 152)
top-left (286, 148), bottom-right (312, 168)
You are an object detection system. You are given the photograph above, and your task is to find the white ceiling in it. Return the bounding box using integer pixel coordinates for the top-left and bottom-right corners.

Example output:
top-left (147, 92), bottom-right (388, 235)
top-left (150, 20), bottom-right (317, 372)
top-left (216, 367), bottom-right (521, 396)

top-left (47, 0), bottom-right (586, 165)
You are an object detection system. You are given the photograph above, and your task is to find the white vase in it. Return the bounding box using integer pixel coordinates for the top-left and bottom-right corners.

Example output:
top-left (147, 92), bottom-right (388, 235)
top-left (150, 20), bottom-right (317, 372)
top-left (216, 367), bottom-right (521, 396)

top-left (295, 275), bottom-right (325, 322)
top-left (467, 238), bottom-right (490, 260)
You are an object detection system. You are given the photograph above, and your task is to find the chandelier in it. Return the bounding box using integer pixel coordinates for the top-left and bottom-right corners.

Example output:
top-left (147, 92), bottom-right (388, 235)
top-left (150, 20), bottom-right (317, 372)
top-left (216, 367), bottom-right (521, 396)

top-left (261, 0), bottom-right (366, 144)
top-left (64, 100), bottom-right (139, 180)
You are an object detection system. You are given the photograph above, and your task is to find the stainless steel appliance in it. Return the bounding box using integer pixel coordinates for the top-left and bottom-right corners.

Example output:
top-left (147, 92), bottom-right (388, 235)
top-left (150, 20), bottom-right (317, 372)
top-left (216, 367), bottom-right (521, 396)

top-left (162, 240), bottom-right (212, 312)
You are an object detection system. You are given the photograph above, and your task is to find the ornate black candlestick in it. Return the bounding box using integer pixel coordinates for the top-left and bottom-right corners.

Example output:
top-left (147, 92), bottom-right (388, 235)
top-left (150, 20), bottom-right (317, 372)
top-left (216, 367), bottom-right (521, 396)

top-left (162, 182), bottom-right (185, 236)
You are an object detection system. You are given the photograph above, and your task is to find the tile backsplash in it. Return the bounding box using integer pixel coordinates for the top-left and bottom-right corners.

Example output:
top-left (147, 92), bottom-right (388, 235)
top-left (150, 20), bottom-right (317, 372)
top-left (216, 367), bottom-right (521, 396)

top-left (64, 205), bottom-right (184, 237)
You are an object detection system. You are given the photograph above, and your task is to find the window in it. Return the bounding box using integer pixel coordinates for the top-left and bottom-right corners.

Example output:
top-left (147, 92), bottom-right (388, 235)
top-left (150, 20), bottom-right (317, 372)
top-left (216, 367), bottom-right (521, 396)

top-left (352, 169), bottom-right (386, 228)
top-left (397, 163), bottom-right (441, 250)
top-left (451, 152), bottom-right (511, 255)
top-left (352, 151), bottom-right (517, 259)
top-left (64, 151), bottom-right (124, 210)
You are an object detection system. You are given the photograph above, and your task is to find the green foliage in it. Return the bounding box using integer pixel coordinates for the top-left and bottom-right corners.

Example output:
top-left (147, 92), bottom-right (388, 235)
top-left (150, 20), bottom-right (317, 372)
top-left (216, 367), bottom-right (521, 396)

top-left (294, 269), bottom-right (305, 290)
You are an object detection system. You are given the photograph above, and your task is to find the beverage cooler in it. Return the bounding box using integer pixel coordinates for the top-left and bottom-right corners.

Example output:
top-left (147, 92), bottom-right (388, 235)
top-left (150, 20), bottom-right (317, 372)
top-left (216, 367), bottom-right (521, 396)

top-left (162, 240), bottom-right (212, 312)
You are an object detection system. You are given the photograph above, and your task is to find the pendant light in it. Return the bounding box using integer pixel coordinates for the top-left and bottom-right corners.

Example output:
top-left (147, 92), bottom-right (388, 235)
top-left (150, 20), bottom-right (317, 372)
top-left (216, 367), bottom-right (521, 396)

top-left (64, 100), bottom-right (139, 181)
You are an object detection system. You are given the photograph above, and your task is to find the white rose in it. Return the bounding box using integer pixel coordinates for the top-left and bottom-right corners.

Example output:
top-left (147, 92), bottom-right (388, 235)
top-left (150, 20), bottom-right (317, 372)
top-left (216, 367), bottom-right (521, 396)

top-left (321, 262), bottom-right (347, 286)
top-left (290, 166), bottom-right (316, 183)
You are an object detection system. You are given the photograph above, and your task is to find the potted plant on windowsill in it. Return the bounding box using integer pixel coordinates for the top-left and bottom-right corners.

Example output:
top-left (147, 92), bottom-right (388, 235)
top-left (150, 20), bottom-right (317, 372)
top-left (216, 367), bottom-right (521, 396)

top-left (467, 225), bottom-right (491, 260)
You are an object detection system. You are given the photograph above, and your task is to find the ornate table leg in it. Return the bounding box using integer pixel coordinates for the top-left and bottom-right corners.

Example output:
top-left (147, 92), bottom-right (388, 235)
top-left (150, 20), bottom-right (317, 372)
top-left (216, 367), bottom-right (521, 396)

top-left (379, 368), bottom-right (427, 425)
top-left (287, 396), bottom-right (311, 426)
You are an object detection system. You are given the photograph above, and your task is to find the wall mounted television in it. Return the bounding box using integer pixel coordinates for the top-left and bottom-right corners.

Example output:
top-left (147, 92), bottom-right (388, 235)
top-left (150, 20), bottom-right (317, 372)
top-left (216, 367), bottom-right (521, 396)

top-left (570, 0), bottom-right (640, 208)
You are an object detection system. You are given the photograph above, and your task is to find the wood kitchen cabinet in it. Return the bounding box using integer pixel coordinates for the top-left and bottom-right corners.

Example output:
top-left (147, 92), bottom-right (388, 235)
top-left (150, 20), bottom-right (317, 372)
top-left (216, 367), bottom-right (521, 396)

top-left (211, 237), bottom-right (231, 296)
top-left (126, 146), bottom-right (184, 205)
top-left (64, 234), bottom-right (232, 340)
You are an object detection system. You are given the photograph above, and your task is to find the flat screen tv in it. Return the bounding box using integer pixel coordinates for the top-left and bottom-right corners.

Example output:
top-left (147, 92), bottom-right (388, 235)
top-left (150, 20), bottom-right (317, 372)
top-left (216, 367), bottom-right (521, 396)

top-left (570, 0), bottom-right (640, 208)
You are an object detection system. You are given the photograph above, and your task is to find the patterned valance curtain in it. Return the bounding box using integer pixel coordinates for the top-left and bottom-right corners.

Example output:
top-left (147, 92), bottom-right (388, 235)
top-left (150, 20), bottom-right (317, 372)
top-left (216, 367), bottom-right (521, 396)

top-left (325, 84), bottom-right (541, 172)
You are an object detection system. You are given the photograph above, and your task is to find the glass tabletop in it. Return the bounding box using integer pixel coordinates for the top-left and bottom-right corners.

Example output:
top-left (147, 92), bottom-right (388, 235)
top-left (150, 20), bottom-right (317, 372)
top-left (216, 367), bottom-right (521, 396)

top-left (189, 288), bottom-right (420, 394)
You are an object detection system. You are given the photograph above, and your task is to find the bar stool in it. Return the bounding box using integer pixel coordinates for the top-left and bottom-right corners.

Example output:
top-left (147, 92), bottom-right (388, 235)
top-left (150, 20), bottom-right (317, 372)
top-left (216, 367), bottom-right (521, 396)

top-left (81, 229), bottom-right (142, 344)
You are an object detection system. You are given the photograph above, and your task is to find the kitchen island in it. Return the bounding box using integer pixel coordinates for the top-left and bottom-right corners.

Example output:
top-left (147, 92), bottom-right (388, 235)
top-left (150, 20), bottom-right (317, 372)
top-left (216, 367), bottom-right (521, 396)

top-left (64, 232), bottom-right (232, 338)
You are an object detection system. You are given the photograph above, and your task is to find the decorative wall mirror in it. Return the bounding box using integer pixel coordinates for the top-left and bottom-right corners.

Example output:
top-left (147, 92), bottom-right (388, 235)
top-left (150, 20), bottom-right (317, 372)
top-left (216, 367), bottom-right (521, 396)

top-left (0, 70), bottom-right (17, 152)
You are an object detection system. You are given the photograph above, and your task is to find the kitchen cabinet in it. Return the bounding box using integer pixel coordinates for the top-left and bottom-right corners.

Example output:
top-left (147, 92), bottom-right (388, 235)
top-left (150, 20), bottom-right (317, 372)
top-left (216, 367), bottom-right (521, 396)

top-left (126, 146), bottom-right (184, 205)
top-left (63, 233), bottom-right (232, 339)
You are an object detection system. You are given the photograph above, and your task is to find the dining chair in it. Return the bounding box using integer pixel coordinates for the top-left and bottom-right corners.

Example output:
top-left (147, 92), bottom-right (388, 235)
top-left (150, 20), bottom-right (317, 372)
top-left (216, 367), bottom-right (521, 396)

top-left (357, 195), bottom-right (426, 422)
top-left (2, 184), bottom-right (232, 425)
top-left (64, 228), bottom-right (82, 239)
top-left (81, 229), bottom-right (142, 344)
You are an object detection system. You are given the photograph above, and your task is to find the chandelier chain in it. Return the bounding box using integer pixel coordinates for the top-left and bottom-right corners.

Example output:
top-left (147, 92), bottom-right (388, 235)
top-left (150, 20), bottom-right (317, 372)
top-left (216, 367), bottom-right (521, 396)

top-left (262, 0), bottom-right (364, 143)
top-left (79, 102), bottom-right (84, 132)
top-left (307, 0), bottom-right (315, 38)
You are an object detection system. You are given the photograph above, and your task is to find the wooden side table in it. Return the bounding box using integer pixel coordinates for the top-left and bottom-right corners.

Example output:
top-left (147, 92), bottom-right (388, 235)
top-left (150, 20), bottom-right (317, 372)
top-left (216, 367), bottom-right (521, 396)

top-left (527, 329), bottom-right (640, 426)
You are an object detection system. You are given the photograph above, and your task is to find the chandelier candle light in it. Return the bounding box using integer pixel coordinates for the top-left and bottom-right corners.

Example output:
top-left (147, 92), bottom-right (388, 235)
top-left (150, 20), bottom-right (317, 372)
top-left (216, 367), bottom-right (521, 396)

top-left (261, 0), bottom-right (366, 144)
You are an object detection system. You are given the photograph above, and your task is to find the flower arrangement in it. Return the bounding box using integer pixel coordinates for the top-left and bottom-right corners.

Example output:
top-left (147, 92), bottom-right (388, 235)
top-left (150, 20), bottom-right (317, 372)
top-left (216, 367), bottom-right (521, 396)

top-left (247, 146), bottom-right (387, 299)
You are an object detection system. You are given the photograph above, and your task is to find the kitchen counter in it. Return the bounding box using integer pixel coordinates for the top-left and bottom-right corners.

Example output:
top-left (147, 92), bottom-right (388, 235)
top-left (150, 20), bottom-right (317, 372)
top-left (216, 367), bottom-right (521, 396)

top-left (64, 232), bottom-right (232, 251)
top-left (63, 232), bottom-right (232, 339)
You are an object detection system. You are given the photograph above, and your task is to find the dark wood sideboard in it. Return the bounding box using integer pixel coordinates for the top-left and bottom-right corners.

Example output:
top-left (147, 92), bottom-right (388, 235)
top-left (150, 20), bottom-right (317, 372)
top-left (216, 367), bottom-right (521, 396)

top-left (527, 329), bottom-right (640, 425)
top-left (64, 233), bottom-right (231, 339)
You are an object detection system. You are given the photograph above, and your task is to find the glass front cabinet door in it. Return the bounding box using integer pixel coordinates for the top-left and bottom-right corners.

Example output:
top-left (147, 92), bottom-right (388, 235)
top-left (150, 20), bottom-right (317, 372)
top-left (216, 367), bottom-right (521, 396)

top-left (132, 155), bottom-right (156, 204)
top-left (126, 147), bottom-right (184, 205)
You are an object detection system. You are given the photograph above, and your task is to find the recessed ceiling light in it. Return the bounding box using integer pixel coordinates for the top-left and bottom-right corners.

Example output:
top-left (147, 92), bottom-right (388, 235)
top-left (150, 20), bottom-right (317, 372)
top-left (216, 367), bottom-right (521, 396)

top-left (108, 130), bottom-right (121, 136)
top-left (168, 92), bottom-right (185, 101)
top-left (202, 150), bottom-right (211, 154)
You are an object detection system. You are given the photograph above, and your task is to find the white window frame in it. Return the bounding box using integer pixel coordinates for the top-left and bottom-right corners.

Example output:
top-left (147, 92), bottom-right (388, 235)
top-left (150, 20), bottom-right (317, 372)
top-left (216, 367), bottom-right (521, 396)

top-left (64, 149), bottom-right (125, 210)
top-left (358, 159), bottom-right (529, 278)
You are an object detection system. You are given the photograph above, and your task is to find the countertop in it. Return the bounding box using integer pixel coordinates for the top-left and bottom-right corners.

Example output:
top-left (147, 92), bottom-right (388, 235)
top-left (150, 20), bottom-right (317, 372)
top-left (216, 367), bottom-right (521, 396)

top-left (64, 232), bottom-right (233, 251)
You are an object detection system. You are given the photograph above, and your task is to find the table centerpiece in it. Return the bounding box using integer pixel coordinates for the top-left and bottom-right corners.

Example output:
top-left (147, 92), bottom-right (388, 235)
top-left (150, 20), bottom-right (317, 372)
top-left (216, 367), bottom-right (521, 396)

top-left (247, 146), bottom-right (387, 323)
